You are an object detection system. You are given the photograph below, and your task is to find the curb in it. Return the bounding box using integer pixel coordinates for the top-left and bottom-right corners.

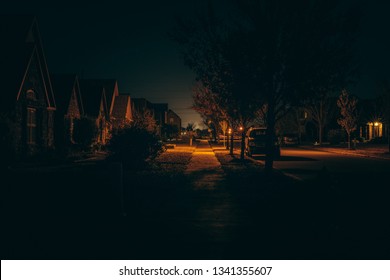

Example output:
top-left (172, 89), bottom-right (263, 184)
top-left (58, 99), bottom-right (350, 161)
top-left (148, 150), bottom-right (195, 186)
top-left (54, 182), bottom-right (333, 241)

top-left (213, 146), bottom-right (304, 182)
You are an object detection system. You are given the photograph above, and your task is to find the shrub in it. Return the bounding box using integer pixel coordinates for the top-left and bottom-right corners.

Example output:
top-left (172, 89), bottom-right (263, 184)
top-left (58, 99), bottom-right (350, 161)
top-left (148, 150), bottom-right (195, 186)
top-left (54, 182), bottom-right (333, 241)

top-left (73, 117), bottom-right (97, 152)
top-left (107, 126), bottom-right (163, 167)
top-left (327, 129), bottom-right (345, 145)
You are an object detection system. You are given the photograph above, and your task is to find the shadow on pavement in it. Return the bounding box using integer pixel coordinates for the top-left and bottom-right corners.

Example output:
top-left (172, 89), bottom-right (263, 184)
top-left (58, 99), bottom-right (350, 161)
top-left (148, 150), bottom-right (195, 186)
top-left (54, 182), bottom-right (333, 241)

top-left (252, 155), bottom-right (318, 161)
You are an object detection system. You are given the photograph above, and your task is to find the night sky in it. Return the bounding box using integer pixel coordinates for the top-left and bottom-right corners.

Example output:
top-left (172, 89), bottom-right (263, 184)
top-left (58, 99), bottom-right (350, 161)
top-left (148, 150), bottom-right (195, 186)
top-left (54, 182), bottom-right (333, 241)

top-left (3, 0), bottom-right (390, 127)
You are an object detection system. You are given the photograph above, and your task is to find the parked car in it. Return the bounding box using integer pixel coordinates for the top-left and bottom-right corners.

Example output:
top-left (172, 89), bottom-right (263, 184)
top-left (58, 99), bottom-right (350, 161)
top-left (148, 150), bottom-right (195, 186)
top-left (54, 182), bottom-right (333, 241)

top-left (282, 133), bottom-right (300, 146)
top-left (245, 127), bottom-right (281, 157)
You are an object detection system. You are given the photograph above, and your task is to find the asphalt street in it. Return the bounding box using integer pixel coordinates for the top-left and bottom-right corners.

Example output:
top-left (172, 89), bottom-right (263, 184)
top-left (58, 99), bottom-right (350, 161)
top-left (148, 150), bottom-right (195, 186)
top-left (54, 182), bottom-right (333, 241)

top-left (252, 147), bottom-right (390, 182)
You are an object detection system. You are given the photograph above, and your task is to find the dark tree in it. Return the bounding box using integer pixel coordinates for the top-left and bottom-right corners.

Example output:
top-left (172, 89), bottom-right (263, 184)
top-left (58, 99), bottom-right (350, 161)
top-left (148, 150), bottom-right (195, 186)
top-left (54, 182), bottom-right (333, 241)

top-left (73, 117), bottom-right (97, 152)
top-left (337, 89), bottom-right (358, 149)
top-left (132, 109), bottom-right (157, 134)
top-left (377, 80), bottom-right (390, 152)
top-left (172, 0), bottom-right (360, 173)
top-left (304, 92), bottom-right (336, 145)
top-left (235, 0), bottom-right (360, 173)
top-left (172, 4), bottom-right (262, 160)
top-left (107, 126), bottom-right (163, 167)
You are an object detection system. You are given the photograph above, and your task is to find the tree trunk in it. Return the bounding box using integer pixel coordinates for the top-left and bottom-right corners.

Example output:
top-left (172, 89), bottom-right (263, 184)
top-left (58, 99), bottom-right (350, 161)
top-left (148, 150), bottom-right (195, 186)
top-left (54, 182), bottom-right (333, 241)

top-left (388, 122), bottom-right (390, 153)
top-left (347, 132), bottom-right (351, 149)
top-left (226, 130), bottom-right (230, 150)
top-left (240, 129), bottom-right (245, 160)
top-left (265, 101), bottom-right (275, 175)
top-left (318, 124), bottom-right (323, 145)
top-left (319, 100), bottom-right (323, 145)
top-left (229, 130), bottom-right (234, 155)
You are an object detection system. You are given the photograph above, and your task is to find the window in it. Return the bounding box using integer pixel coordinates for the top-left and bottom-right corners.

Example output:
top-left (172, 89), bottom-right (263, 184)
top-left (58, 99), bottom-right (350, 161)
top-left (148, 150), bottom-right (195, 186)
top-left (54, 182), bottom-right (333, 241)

top-left (27, 108), bottom-right (37, 144)
top-left (26, 89), bottom-right (36, 100)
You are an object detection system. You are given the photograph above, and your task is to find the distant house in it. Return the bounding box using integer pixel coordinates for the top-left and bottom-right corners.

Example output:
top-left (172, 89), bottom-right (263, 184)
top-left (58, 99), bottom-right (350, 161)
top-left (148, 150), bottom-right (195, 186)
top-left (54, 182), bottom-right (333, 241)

top-left (0, 15), bottom-right (56, 157)
top-left (166, 109), bottom-right (182, 139)
top-left (131, 98), bottom-right (154, 115)
top-left (50, 74), bottom-right (84, 149)
top-left (111, 94), bottom-right (132, 129)
top-left (131, 98), bottom-right (156, 132)
top-left (79, 79), bottom-right (109, 145)
top-left (358, 98), bottom-right (387, 141)
top-left (98, 79), bottom-right (119, 118)
top-left (152, 103), bottom-right (168, 137)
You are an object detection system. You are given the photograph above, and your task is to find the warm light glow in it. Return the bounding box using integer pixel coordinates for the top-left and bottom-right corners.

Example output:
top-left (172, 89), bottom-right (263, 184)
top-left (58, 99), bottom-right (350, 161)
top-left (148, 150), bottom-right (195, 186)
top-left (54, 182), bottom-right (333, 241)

top-left (374, 122), bottom-right (379, 127)
top-left (239, 126), bottom-right (243, 131)
top-left (193, 151), bottom-right (214, 155)
top-left (228, 128), bottom-right (232, 134)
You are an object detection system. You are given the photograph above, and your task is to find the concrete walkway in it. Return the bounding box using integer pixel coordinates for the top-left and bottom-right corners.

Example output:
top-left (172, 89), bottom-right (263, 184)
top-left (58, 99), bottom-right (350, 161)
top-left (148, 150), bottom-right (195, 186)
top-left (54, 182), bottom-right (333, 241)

top-left (185, 140), bottom-right (224, 189)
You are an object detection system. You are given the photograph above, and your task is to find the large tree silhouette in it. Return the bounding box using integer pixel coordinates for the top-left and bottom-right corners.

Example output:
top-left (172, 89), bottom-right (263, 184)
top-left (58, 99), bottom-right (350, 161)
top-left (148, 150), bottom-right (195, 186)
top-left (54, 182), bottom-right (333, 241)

top-left (172, 0), bottom-right (359, 174)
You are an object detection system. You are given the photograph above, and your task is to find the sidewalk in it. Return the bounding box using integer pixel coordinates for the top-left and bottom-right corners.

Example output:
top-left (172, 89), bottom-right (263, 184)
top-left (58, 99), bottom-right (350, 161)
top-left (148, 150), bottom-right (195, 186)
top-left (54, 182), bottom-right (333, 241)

top-left (185, 140), bottom-right (224, 189)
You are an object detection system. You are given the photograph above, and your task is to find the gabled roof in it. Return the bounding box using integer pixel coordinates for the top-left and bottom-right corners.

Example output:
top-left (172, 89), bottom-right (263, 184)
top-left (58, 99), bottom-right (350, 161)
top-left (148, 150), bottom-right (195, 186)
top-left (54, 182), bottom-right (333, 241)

top-left (168, 109), bottom-right (181, 120)
top-left (153, 103), bottom-right (168, 113)
top-left (50, 74), bottom-right (84, 116)
top-left (100, 79), bottom-right (117, 112)
top-left (79, 79), bottom-right (107, 118)
top-left (0, 15), bottom-right (55, 111)
top-left (79, 79), bottom-right (118, 114)
top-left (112, 95), bottom-right (130, 119)
top-left (131, 98), bottom-right (154, 114)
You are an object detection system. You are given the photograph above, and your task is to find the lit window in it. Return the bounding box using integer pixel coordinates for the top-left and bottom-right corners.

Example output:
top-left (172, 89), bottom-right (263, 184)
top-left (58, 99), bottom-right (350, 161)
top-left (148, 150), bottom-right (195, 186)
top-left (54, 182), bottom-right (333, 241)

top-left (27, 108), bottom-right (37, 144)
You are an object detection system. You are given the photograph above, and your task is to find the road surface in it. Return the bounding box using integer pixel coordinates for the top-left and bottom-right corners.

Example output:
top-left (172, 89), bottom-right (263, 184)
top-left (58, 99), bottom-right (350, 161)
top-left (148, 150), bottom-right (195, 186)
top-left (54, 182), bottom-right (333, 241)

top-left (252, 146), bottom-right (390, 181)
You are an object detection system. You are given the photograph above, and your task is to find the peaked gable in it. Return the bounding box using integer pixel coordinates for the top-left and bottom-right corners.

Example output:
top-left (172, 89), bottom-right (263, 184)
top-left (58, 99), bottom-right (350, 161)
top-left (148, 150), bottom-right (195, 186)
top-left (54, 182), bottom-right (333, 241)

top-left (112, 95), bottom-right (131, 121)
top-left (51, 74), bottom-right (84, 117)
top-left (79, 79), bottom-right (108, 118)
top-left (0, 15), bottom-right (55, 111)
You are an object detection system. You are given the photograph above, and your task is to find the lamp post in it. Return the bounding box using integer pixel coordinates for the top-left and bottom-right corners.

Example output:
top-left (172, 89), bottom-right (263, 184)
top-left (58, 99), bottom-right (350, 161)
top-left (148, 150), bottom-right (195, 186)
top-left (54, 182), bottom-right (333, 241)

top-left (228, 128), bottom-right (233, 155)
top-left (239, 126), bottom-right (245, 160)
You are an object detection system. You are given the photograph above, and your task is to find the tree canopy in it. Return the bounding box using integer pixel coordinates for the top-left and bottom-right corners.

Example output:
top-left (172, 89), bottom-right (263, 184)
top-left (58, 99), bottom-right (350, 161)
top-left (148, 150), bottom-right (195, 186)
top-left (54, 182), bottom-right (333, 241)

top-left (172, 0), bottom-right (360, 173)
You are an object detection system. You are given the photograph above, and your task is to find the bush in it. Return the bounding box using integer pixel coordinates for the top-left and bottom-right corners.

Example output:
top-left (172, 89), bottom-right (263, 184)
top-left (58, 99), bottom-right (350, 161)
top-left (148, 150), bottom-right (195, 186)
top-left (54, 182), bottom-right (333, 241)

top-left (107, 126), bottom-right (163, 166)
top-left (369, 136), bottom-right (388, 144)
top-left (73, 117), bottom-right (97, 152)
top-left (327, 129), bottom-right (345, 145)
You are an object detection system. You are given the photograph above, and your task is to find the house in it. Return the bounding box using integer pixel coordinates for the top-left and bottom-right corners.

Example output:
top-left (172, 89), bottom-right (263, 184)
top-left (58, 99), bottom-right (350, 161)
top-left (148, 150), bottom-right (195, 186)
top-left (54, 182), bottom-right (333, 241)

top-left (131, 98), bottom-right (156, 132)
top-left (166, 109), bottom-right (182, 139)
top-left (0, 15), bottom-right (56, 157)
top-left (78, 79), bottom-right (109, 145)
top-left (111, 93), bottom-right (132, 129)
top-left (152, 103), bottom-right (168, 137)
top-left (98, 79), bottom-right (118, 118)
top-left (358, 98), bottom-right (387, 141)
top-left (50, 74), bottom-right (84, 149)
top-left (131, 98), bottom-right (154, 115)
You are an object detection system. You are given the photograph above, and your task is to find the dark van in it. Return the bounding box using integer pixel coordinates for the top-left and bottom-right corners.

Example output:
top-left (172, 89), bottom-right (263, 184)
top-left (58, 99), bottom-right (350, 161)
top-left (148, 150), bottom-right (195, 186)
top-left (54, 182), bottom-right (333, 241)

top-left (245, 127), bottom-right (281, 157)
